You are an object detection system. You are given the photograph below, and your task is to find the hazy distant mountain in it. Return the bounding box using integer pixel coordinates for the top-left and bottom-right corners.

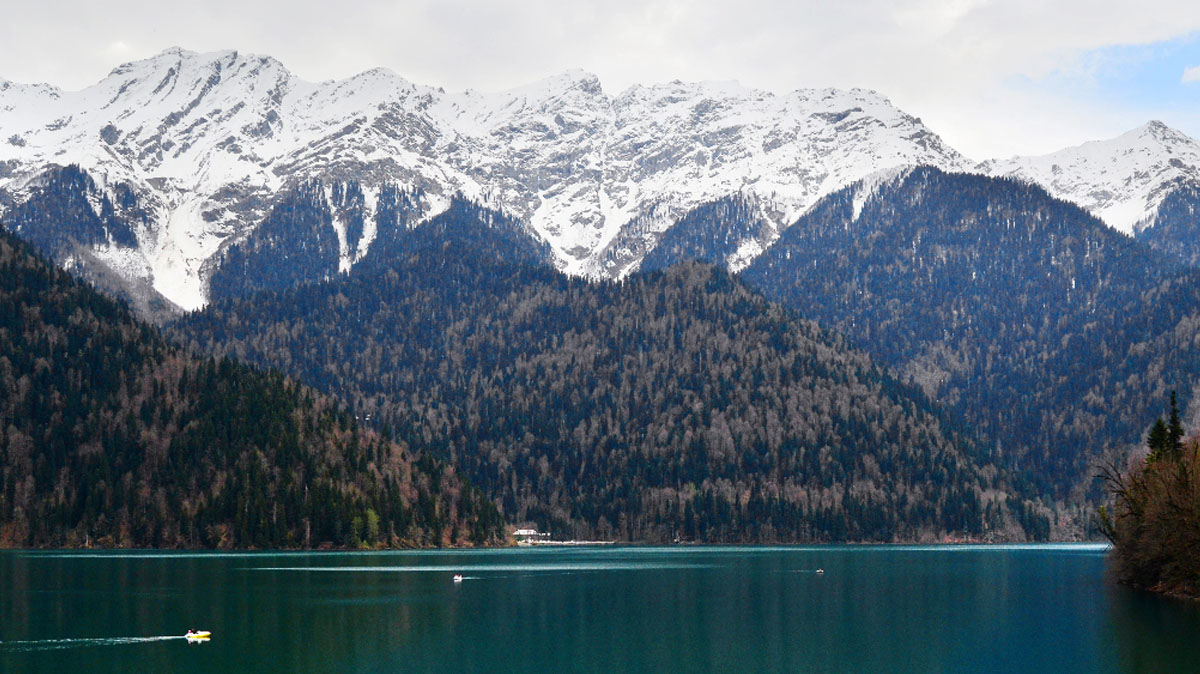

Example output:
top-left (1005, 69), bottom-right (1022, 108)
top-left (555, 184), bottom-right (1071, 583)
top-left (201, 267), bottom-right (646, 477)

top-left (0, 47), bottom-right (968, 311)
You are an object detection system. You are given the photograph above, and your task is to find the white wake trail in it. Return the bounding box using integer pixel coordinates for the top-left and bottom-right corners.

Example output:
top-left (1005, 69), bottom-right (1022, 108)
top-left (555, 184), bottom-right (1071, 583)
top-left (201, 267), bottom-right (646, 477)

top-left (0, 635), bottom-right (184, 652)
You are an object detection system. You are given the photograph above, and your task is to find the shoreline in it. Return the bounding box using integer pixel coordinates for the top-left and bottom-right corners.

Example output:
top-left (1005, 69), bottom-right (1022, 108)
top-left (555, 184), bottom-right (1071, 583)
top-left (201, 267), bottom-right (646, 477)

top-left (0, 540), bottom-right (1110, 553)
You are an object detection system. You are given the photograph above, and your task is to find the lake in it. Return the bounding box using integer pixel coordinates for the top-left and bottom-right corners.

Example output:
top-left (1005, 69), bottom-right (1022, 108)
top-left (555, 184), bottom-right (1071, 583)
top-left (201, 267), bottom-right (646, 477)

top-left (2, 544), bottom-right (1198, 673)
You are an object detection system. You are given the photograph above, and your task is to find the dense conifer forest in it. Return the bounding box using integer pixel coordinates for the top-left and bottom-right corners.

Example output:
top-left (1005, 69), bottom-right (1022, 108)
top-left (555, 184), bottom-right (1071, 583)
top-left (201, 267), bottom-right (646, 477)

top-left (639, 195), bottom-right (774, 274)
top-left (740, 168), bottom-right (1198, 503)
top-left (170, 201), bottom-right (1047, 543)
top-left (0, 226), bottom-right (503, 548)
top-left (208, 180), bottom-right (447, 303)
top-left (1135, 180), bottom-right (1200, 268)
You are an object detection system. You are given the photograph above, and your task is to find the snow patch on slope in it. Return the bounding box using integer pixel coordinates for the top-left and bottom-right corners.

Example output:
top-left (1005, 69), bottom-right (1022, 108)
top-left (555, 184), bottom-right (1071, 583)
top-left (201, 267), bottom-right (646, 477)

top-left (728, 237), bottom-right (768, 273)
top-left (91, 243), bottom-right (152, 285)
top-left (853, 166), bottom-right (916, 221)
top-left (148, 196), bottom-right (230, 311)
top-left (355, 185), bottom-right (378, 263)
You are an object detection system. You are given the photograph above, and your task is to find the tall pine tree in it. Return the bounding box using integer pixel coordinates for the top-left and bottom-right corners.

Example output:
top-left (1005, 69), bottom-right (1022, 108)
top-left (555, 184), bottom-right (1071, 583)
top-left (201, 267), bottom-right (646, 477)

top-left (1146, 418), bottom-right (1170, 463)
top-left (1168, 390), bottom-right (1184, 459)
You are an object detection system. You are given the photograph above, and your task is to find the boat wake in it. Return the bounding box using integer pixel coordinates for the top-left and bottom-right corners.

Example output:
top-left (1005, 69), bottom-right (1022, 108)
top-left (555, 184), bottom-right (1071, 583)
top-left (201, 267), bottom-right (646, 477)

top-left (0, 635), bottom-right (183, 652)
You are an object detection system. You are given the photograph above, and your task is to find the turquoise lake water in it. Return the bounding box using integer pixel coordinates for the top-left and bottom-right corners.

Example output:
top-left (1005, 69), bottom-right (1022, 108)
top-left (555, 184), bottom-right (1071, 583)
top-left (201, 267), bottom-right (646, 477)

top-left (2, 544), bottom-right (1198, 673)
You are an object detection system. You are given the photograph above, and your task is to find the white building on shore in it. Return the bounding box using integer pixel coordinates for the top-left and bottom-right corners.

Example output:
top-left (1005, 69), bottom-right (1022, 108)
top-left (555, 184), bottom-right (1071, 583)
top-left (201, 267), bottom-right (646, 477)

top-left (513, 528), bottom-right (551, 545)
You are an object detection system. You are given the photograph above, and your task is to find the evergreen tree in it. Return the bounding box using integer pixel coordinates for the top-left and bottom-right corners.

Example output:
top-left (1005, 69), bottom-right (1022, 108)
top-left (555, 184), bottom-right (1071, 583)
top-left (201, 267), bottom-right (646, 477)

top-left (1168, 391), bottom-right (1184, 459)
top-left (1147, 417), bottom-right (1170, 463)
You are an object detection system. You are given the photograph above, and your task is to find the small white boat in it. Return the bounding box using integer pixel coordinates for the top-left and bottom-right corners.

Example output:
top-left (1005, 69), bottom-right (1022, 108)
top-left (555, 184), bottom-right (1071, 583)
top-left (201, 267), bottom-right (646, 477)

top-left (815, 568), bottom-right (824, 574)
top-left (452, 574), bottom-right (464, 582)
top-left (185, 630), bottom-right (211, 642)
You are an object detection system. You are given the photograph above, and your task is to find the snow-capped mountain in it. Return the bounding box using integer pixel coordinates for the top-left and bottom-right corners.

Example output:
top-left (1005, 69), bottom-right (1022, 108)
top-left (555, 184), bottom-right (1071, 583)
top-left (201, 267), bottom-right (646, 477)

top-left (0, 47), bottom-right (969, 310)
top-left (979, 121), bottom-right (1200, 235)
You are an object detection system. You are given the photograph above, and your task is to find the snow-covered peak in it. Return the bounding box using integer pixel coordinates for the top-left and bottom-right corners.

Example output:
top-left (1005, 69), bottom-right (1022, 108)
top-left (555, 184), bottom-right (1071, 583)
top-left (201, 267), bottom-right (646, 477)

top-left (0, 46), bottom-right (971, 308)
top-left (0, 80), bottom-right (64, 141)
top-left (0, 78), bottom-right (62, 97)
top-left (514, 68), bottom-right (604, 96)
top-left (438, 69), bottom-right (608, 134)
top-left (92, 48), bottom-right (292, 111)
top-left (618, 78), bottom-right (758, 102)
top-left (1137, 119), bottom-right (1193, 144)
top-left (980, 121), bottom-right (1200, 234)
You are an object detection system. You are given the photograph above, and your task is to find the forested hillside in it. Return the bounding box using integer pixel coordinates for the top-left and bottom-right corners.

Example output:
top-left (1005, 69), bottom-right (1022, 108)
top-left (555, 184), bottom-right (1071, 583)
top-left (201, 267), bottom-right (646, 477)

top-left (170, 201), bottom-right (1047, 543)
top-left (0, 226), bottom-right (502, 548)
top-left (1135, 180), bottom-right (1200, 267)
top-left (742, 167), bottom-right (1187, 500)
top-left (208, 180), bottom-right (438, 302)
top-left (639, 195), bottom-right (774, 273)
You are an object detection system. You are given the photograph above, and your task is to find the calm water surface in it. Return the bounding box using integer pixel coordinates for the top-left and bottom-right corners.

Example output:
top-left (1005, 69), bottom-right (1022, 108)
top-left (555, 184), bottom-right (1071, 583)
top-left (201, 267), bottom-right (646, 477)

top-left (2, 544), bottom-right (1198, 673)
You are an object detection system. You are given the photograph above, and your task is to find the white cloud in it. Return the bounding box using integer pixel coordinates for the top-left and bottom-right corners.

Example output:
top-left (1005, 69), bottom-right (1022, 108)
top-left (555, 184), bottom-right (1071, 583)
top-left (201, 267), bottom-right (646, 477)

top-left (1184, 65), bottom-right (1200, 83)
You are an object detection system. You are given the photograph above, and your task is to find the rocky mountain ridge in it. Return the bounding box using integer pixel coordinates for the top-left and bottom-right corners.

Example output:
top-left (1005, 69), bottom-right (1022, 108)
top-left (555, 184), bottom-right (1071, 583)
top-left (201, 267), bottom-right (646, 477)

top-left (0, 47), bottom-right (968, 309)
top-left (3, 47), bottom-right (1199, 313)
top-left (980, 120), bottom-right (1200, 236)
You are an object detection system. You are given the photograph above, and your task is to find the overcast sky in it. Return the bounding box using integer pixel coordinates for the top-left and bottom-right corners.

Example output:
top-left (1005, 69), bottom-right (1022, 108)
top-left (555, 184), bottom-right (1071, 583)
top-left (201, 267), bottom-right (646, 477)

top-left (2, 0), bottom-right (1198, 159)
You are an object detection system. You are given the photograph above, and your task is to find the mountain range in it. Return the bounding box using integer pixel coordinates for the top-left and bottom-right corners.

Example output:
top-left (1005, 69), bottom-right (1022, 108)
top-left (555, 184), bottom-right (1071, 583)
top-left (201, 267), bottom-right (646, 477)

top-left (5, 47), bottom-right (1200, 316)
top-left (6, 47), bottom-right (1200, 544)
